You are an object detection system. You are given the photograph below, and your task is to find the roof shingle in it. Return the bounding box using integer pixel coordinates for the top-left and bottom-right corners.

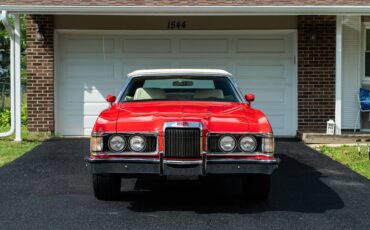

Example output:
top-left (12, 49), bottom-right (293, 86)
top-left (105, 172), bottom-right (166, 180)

top-left (1, 0), bottom-right (370, 6)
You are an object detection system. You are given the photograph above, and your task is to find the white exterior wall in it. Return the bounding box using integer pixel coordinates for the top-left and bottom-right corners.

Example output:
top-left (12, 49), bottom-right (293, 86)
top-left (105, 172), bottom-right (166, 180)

top-left (342, 16), bottom-right (361, 129)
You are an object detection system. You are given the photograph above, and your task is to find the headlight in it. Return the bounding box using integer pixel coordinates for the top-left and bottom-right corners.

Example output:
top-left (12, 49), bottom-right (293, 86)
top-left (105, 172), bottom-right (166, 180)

top-left (90, 136), bottom-right (103, 152)
top-left (108, 135), bottom-right (126, 152)
top-left (129, 135), bottom-right (146, 152)
top-left (262, 135), bottom-right (275, 155)
top-left (219, 135), bottom-right (236, 152)
top-left (239, 135), bottom-right (257, 152)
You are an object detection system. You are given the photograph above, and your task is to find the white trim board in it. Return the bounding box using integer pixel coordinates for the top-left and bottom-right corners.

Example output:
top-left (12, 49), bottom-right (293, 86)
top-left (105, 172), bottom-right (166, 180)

top-left (336, 16), bottom-right (343, 135)
top-left (2, 5), bottom-right (370, 15)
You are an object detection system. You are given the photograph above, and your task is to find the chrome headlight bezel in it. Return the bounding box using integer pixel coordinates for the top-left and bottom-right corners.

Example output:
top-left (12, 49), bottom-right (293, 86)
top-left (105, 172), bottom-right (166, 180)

top-left (108, 135), bottom-right (126, 152)
top-left (218, 135), bottom-right (237, 152)
top-left (129, 135), bottom-right (146, 152)
top-left (239, 135), bottom-right (257, 152)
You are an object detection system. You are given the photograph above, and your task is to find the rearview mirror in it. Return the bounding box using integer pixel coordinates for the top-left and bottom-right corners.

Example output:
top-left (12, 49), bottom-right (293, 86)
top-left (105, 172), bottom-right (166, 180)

top-left (106, 95), bottom-right (116, 105)
top-left (245, 94), bottom-right (255, 104)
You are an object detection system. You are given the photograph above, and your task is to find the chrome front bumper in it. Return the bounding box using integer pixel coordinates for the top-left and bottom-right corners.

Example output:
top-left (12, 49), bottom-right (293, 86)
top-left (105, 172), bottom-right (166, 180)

top-left (85, 154), bottom-right (279, 176)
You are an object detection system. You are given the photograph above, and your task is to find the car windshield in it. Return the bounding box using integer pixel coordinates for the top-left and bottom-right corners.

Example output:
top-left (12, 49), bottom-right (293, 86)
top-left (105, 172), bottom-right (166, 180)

top-left (119, 76), bottom-right (241, 102)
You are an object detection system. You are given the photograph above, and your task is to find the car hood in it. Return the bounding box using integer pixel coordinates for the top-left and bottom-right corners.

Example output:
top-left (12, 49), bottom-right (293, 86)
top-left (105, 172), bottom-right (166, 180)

top-left (109, 101), bottom-right (271, 134)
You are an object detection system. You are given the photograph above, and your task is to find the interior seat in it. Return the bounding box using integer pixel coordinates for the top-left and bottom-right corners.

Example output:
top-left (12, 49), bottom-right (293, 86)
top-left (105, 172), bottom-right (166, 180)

top-left (193, 89), bottom-right (224, 99)
top-left (133, 88), bottom-right (166, 100)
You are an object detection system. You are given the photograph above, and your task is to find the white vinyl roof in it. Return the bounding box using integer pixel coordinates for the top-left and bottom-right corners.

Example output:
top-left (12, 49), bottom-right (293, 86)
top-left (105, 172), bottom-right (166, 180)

top-left (127, 69), bottom-right (232, 78)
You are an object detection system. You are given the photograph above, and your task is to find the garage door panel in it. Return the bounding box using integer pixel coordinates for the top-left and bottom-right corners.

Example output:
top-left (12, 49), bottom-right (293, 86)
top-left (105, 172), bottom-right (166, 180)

top-left (62, 62), bottom-right (115, 79)
top-left (236, 39), bottom-right (285, 53)
top-left (236, 66), bottom-right (287, 84)
top-left (180, 39), bottom-right (229, 53)
top-left (123, 39), bottom-right (172, 53)
top-left (57, 32), bottom-right (296, 136)
top-left (65, 38), bottom-right (115, 54)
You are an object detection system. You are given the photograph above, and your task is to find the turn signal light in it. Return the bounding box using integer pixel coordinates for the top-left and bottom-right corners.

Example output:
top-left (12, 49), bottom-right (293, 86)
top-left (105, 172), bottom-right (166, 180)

top-left (262, 136), bottom-right (275, 155)
top-left (90, 136), bottom-right (103, 152)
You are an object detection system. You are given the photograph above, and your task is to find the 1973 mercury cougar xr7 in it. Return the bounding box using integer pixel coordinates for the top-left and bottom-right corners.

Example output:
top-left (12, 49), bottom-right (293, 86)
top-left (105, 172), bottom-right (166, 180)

top-left (85, 69), bottom-right (279, 201)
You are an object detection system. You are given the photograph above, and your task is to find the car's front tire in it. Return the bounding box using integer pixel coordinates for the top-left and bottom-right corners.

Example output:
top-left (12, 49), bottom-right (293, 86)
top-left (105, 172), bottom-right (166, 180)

top-left (242, 174), bottom-right (271, 201)
top-left (93, 174), bottom-right (121, 200)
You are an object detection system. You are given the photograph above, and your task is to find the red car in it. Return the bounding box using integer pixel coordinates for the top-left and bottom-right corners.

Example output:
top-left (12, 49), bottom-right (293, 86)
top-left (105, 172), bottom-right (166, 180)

top-left (86, 69), bottom-right (279, 200)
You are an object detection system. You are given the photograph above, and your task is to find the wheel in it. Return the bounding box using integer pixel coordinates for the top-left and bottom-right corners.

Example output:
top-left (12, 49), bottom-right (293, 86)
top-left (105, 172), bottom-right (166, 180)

top-left (92, 174), bottom-right (121, 200)
top-left (242, 174), bottom-right (271, 201)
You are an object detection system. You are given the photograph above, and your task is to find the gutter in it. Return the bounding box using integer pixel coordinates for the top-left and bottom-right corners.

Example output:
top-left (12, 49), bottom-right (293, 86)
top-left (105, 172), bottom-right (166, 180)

top-left (1, 5), bottom-right (370, 15)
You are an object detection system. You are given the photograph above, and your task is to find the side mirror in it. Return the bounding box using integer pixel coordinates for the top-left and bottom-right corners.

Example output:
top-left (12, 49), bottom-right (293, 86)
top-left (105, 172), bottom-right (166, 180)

top-left (106, 95), bottom-right (116, 105)
top-left (245, 94), bottom-right (255, 104)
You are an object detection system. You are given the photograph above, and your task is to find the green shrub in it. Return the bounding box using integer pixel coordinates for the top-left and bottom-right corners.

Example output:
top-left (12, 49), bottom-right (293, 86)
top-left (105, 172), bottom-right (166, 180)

top-left (0, 105), bottom-right (27, 127)
top-left (0, 109), bottom-right (10, 127)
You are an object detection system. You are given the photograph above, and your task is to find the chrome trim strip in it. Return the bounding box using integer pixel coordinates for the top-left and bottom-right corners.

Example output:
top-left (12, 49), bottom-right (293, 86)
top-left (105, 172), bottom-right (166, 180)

top-left (206, 152), bottom-right (274, 157)
top-left (207, 158), bottom-right (279, 164)
top-left (86, 157), bottom-right (160, 163)
top-left (164, 160), bottom-right (202, 165)
top-left (86, 157), bottom-right (279, 164)
top-left (163, 121), bottom-right (202, 130)
top-left (91, 152), bottom-right (159, 156)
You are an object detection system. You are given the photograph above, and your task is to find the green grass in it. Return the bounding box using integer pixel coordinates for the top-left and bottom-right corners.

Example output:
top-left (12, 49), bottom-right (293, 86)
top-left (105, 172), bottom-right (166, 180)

top-left (0, 126), bottom-right (51, 167)
top-left (319, 145), bottom-right (370, 179)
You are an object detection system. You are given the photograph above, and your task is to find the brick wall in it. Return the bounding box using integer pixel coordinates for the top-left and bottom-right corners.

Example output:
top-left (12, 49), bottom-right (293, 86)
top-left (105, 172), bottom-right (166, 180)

top-left (26, 15), bottom-right (54, 132)
top-left (298, 16), bottom-right (336, 132)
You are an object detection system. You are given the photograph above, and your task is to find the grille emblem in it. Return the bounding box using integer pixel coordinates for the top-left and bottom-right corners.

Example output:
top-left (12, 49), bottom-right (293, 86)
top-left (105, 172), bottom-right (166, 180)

top-left (176, 121), bottom-right (189, 127)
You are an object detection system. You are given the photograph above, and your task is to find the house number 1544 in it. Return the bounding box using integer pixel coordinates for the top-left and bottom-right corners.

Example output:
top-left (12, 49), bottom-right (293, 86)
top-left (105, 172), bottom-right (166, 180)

top-left (167, 20), bottom-right (187, 29)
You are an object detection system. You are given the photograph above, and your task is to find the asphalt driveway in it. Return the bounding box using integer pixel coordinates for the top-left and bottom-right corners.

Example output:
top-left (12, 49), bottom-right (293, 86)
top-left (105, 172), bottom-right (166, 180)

top-left (0, 139), bottom-right (369, 230)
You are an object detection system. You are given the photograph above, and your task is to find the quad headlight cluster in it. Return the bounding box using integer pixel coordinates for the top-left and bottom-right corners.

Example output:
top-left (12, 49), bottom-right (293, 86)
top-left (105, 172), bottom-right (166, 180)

top-left (90, 134), bottom-right (150, 153)
top-left (215, 133), bottom-right (274, 155)
top-left (108, 135), bottom-right (146, 152)
top-left (219, 135), bottom-right (257, 153)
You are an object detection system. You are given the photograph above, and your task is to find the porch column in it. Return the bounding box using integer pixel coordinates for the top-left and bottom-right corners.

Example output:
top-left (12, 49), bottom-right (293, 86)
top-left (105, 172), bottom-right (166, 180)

top-left (335, 15), bottom-right (343, 135)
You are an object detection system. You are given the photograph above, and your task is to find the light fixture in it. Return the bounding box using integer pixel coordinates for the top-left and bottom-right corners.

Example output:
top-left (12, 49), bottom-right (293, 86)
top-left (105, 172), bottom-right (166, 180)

top-left (308, 30), bottom-right (318, 41)
top-left (36, 24), bottom-right (45, 41)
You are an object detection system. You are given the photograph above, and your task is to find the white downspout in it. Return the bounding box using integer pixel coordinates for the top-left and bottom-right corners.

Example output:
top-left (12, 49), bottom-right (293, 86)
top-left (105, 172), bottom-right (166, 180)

top-left (0, 10), bottom-right (15, 138)
top-left (0, 11), bottom-right (21, 141)
top-left (14, 14), bottom-right (21, 141)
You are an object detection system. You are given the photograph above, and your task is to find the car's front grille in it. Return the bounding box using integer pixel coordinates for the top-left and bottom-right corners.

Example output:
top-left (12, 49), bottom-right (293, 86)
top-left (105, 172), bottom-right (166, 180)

top-left (164, 128), bottom-right (201, 158)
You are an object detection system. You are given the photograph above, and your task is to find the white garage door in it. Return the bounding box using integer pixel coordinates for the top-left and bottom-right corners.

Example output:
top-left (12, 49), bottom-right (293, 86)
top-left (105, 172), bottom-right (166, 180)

top-left (56, 31), bottom-right (297, 136)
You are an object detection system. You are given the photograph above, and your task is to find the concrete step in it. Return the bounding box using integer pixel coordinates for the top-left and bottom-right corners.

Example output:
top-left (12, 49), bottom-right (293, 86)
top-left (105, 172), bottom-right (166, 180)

top-left (299, 132), bottom-right (370, 144)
